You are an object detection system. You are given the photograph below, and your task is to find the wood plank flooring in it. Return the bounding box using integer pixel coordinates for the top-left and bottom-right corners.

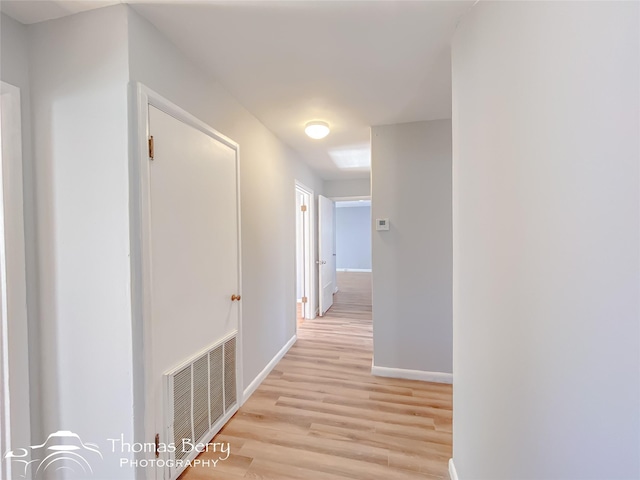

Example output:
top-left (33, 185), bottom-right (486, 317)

top-left (180, 272), bottom-right (452, 480)
top-left (297, 302), bottom-right (304, 328)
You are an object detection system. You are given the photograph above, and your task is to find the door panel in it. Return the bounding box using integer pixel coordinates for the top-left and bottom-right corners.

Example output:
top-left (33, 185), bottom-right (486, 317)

top-left (147, 106), bottom-right (239, 478)
top-left (318, 195), bottom-right (335, 315)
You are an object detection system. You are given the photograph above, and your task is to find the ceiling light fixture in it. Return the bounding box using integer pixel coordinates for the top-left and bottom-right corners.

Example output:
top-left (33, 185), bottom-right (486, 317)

top-left (305, 121), bottom-right (330, 139)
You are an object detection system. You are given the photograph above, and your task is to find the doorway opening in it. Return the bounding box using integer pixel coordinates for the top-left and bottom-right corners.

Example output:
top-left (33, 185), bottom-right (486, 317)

top-left (295, 182), bottom-right (314, 328)
top-left (334, 196), bottom-right (372, 294)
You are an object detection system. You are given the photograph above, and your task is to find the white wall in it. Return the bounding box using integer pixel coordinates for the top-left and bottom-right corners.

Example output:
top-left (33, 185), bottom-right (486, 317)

top-left (335, 205), bottom-right (371, 271)
top-left (452, 2), bottom-right (639, 478)
top-left (371, 120), bottom-right (452, 375)
top-left (5, 7), bottom-right (325, 477)
top-left (28, 6), bottom-right (135, 478)
top-left (127, 5), bottom-right (324, 401)
top-left (0, 13), bottom-right (36, 449)
top-left (324, 177), bottom-right (370, 198)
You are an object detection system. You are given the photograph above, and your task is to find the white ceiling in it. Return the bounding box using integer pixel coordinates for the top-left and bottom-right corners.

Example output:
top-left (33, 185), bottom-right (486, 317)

top-left (1, 0), bottom-right (473, 180)
top-left (0, 0), bottom-right (120, 24)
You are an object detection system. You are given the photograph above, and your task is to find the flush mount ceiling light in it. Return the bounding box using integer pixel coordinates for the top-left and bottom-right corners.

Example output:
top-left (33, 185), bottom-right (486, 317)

top-left (305, 121), bottom-right (330, 139)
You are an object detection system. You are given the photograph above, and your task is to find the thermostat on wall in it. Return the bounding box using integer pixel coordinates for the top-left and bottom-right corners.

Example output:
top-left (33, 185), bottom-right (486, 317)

top-left (376, 218), bottom-right (390, 231)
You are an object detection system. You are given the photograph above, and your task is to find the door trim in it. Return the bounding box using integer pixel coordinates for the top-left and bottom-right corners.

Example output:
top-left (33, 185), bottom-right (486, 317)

top-left (130, 83), bottom-right (243, 480)
top-left (0, 81), bottom-right (30, 480)
top-left (294, 181), bottom-right (315, 324)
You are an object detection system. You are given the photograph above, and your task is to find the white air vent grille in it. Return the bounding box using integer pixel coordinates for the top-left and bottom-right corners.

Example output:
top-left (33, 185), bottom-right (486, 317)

top-left (192, 355), bottom-right (209, 442)
top-left (165, 333), bottom-right (238, 477)
top-left (209, 346), bottom-right (224, 423)
top-left (172, 366), bottom-right (192, 462)
top-left (224, 337), bottom-right (236, 409)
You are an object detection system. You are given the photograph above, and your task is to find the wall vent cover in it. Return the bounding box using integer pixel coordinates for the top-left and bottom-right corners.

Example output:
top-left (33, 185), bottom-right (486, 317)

top-left (164, 333), bottom-right (238, 478)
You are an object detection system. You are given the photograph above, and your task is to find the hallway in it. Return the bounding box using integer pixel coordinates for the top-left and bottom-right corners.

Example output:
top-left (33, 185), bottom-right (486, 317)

top-left (181, 272), bottom-right (453, 479)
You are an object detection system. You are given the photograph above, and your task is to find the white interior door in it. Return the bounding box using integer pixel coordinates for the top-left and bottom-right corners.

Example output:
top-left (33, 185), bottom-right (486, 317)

top-left (147, 105), bottom-right (240, 478)
top-left (318, 195), bottom-right (335, 315)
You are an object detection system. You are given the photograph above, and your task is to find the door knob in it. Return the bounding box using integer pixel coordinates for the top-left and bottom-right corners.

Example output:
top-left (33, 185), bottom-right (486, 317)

top-left (316, 260), bottom-right (327, 265)
top-left (231, 294), bottom-right (241, 301)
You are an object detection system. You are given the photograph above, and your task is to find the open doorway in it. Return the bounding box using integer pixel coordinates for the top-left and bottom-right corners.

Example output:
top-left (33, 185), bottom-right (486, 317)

top-left (295, 181), bottom-right (314, 328)
top-left (334, 196), bottom-right (372, 294)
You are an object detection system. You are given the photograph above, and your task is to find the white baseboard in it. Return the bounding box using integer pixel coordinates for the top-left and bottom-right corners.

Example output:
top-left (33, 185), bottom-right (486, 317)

top-left (336, 268), bottom-right (372, 273)
top-left (449, 459), bottom-right (458, 480)
top-left (371, 364), bottom-right (453, 384)
top-left (242, 334), bottom-right (297, 402)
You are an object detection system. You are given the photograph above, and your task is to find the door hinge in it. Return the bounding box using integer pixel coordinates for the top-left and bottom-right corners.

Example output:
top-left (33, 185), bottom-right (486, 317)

top-left (300, 205), bottom-right (307, 212)
top-left (148, 136), bottom-right (154, 160)
top-left (155, 433), bottom-right (160, 458)
top-left (301, 296), bottom-right (308, 304)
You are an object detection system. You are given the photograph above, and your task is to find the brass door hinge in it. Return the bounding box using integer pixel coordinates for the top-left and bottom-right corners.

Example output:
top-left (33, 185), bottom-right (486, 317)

top-left (155, 433), bottom-right (160, 458)
top-left (149, 136), bottom-right (154, 160)
top-left (301, 205), bottom-right (307, 212)
top-left (301, 296), bottom-right (308, 304)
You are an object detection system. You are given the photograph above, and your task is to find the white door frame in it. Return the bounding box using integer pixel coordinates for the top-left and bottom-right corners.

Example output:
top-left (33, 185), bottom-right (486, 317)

top-left (330, 195), bottom-right (371, 202)
top-left (294, 181), bottom-right (315, 322)
top-left (131, 83), bottom-right (243, 480)
top-left (0, 81), bottom-right (31, 480)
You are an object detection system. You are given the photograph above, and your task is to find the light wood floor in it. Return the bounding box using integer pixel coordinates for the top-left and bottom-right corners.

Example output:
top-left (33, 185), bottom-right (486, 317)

top-left (297, 301), bottom-right (304, 327)
top-left (180, 272), bottom-right (452, 479)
